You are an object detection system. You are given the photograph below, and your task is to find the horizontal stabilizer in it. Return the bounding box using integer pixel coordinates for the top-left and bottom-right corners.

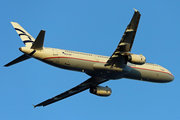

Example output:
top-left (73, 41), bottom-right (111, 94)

top-left (4, 54), bottom-right (31, 67)
top-left (31, 30), bottom-right (45, 50)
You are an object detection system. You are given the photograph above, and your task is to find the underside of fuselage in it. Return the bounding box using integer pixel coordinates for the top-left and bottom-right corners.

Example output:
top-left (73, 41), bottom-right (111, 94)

top-left (39, 56), bottom-right (174, 83)
top-left (39, 55), bottom-right (174, 83)
top-left (41, 57), bottom-right (131, 79)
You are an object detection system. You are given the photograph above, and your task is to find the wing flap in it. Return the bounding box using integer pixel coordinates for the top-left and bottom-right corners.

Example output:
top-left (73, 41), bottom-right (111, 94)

top-left (119, 10), bottom-right (141, 52)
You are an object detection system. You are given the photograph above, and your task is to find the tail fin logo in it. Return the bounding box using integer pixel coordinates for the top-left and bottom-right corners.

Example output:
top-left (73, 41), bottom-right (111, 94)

top-left (15, 28), bottom-right (34, 44)
top-left (11, 22), bottom-right (35, 47)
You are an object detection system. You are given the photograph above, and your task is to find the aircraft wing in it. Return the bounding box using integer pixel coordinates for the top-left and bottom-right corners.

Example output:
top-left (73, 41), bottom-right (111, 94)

top-left (105, 9), bottom-right (141, 67)
top-left (34, 77), bottom-right (109, 107)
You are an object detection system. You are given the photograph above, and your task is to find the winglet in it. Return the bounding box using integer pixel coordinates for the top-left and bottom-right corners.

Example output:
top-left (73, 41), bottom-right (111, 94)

top-left (32, 104), bottom-right (36, 108)
top-left (133, 8), bottom-right (138, 12)
top-left (31, 30), bottom-right (45, 50)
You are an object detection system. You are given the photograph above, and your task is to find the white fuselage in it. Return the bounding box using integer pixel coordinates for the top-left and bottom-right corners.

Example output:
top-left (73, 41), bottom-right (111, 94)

top-left (20, 47), bottom-right (174, 83)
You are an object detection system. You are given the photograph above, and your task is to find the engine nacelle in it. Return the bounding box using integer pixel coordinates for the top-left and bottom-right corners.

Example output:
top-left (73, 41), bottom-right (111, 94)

top-left (127, 54), bottom-right (146, 65)
top-left (89, 86), bottom-right (112, 97)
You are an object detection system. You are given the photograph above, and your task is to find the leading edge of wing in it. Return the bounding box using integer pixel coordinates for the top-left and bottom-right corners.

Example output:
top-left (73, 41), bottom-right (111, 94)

top-left (125, 9), bottom-right (141, 52)
top-left (34, 77), bottom-right (109, 107)
top-left (117, 8), bottom-right (141, 52)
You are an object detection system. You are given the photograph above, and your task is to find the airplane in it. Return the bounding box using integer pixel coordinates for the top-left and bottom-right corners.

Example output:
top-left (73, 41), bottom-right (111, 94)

top-left (4, 9), bottom-right (174, 108)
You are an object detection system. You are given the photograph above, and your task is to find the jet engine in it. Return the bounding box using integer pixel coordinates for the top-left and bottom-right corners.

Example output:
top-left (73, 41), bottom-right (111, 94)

top-left (127, 54), bottom-right (146, 65)
top-left (89, 86), bottom-right (112, 97)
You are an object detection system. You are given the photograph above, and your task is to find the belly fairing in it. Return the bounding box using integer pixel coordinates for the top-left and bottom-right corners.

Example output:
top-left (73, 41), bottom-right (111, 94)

top-left (87, 64), bottom-right (131, 79)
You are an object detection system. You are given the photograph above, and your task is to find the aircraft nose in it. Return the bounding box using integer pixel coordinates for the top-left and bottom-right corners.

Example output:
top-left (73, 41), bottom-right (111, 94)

top-left (164, 73), bottom-right (174, 82)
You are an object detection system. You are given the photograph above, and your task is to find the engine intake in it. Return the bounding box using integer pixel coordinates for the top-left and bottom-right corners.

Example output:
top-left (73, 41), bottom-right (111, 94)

top-left (127, 54), bottom-right (146, 65)
top-left (90, 86), bottom-right (112, 97)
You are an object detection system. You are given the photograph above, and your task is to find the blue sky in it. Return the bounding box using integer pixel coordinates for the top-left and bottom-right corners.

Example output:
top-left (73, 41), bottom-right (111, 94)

top-left (1, 0), bottom-right (180, 120)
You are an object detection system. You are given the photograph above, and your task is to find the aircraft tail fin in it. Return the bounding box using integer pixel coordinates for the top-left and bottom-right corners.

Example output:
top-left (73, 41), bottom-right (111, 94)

top-left (5, 22), bottom-right (45, 67)
top-left (11, 22), bottom-right (35, 47)
top-left (4, 54), bottom-right (31, 67)
top-left (11, 22), bottom-right (45, 50)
